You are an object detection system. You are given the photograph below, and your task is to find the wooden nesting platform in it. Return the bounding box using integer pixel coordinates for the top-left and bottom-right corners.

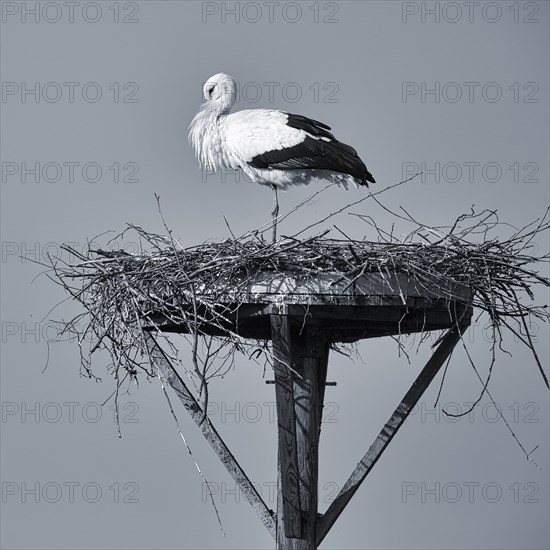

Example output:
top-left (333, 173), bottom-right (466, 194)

top-left (143, 270), bottom-right (473, 549)
top-left (145, 270), bottom-right (473, 341)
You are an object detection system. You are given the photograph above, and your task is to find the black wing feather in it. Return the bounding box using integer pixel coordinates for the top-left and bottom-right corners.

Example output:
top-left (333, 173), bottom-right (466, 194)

top-left (249, 112), bottom-right (375, 186)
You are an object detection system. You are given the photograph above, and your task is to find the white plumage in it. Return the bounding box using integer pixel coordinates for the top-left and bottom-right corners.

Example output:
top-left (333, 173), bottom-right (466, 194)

top-left (189, 73), bottom-right (375, 190)
top-left (189, 73), bottom-right (375, 239)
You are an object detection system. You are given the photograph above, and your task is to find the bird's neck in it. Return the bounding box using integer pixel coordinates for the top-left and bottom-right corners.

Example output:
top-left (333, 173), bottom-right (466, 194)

top-left (188, 107), bottom-right (227, 170)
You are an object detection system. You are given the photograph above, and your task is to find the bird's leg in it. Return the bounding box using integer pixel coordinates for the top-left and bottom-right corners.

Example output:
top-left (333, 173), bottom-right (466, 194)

top-left (271, 185), bottom-right (279, 243)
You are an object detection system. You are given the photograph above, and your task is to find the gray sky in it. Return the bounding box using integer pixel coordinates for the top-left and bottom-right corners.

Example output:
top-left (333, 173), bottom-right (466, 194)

top-left (1, 1), bottom-right (549, 549)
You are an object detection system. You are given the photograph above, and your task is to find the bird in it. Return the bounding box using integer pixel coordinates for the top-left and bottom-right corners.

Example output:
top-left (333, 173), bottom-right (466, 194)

top-left (189, 73), bottom-right (375, 241)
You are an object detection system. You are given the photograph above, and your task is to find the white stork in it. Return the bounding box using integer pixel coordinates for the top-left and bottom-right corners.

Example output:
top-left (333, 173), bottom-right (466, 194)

top-left (189, 73), bottom-right (375, 240)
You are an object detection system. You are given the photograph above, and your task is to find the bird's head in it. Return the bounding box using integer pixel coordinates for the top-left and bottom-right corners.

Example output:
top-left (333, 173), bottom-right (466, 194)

top-left (201, 73), bottom-right (236, 114)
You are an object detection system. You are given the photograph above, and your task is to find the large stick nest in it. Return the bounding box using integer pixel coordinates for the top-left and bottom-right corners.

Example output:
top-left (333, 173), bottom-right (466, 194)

top-left (44, 188), bottom-right (550, 407)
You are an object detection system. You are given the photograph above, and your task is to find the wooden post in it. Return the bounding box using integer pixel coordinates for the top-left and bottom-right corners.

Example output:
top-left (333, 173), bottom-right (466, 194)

top-left (272, 315), bottom-right (302, 539)
top-left (271, 315), bottom-right (329, 549)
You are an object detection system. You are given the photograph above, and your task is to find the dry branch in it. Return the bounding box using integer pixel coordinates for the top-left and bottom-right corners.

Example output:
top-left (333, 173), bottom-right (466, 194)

top-left (46, 201), bottom-right (550, 405)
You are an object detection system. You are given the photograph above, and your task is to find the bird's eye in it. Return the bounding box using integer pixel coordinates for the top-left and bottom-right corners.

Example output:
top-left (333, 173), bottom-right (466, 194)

top-left (208, 86), bottom-right (215, 97)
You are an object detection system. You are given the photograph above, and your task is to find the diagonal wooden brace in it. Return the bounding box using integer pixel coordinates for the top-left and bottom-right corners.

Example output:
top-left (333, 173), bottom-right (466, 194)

top-left (142, 331), bottom-right (276, 539)
top-left (316, 324), bottom-right (468, 545)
